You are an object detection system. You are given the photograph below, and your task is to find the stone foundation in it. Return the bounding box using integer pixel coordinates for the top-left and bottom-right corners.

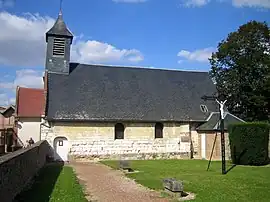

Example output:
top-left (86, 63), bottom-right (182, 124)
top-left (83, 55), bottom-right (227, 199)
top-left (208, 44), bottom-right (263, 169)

top-left (70, 152), bottom-right (192, 161)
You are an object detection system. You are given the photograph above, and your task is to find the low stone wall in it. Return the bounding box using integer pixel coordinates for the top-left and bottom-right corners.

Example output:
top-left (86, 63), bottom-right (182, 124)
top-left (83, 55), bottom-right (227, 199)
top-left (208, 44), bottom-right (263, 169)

top-left (0, 140), bottom-right (53, 202)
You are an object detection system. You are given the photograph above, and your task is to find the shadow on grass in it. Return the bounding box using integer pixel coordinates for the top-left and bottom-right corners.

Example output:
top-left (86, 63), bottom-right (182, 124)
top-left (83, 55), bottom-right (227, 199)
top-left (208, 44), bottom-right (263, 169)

top-left (225, 164), bottom-right (237, 174)
top-left (225, 148), bottom-right (248, 174)
top-left (14, 162), bottom-right (64, 202)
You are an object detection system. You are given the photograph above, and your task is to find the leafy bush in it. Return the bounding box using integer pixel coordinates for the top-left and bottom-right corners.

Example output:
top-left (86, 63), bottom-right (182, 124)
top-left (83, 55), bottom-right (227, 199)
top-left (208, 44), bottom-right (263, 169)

top-left (229, 122), bottom-right (270, 166)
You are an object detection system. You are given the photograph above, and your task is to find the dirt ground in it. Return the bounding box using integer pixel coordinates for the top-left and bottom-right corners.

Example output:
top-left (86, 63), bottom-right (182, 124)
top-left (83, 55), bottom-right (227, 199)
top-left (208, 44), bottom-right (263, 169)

top-left (70, 161), bottom-right (170, 202)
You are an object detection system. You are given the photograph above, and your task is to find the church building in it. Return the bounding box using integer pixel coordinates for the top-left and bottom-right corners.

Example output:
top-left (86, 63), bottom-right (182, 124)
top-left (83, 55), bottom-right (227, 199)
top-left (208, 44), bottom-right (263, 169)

top-left (41, 10), bottom-right (244, 161)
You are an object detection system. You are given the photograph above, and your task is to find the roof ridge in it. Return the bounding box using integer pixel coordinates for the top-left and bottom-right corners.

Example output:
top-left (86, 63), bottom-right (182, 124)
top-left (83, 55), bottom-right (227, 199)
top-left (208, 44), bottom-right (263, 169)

top-left (18, 86), bottom-right (44, 91)
top-left (71, 62), bottom-right (209, 74)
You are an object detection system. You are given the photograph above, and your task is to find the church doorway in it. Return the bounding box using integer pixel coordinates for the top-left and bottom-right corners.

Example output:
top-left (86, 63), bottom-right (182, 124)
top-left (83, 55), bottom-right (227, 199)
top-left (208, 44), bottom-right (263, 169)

top-left (53, 137), bottom-right (69, 161)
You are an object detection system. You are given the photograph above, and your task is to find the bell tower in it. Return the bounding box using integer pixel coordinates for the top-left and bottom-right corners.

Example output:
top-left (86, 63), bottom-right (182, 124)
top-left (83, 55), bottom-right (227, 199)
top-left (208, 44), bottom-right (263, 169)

top-left (45, 4), bottom-right (73, 75)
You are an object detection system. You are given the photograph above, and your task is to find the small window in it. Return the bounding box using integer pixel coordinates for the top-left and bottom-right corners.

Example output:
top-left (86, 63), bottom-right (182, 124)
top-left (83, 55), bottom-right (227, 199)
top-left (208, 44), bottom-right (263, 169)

top-left (155, 122), bottom-right (163, 138)
top-left (115, 123), bottom-right (124, 139)
top-left (200, 104), bottom-right (208, 113)
top-left (53, 38), bottom-right (65, 57)
top-left (58, 140), bottom-right (63, 146)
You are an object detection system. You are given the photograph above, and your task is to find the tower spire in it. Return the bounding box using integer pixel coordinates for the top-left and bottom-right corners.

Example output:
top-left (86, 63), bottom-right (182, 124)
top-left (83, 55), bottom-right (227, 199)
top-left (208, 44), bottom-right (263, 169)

top-left (59, 0), bottom-right (63, 15)
top-left (45, 0), bottom-right (73, 43)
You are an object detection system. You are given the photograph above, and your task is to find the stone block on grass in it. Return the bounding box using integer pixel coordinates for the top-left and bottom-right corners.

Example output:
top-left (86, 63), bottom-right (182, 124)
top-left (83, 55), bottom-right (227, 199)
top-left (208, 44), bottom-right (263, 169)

top-left (163, 178), bottom-right (184, 192)
top-left (118, 160), bottom-right (133, 172)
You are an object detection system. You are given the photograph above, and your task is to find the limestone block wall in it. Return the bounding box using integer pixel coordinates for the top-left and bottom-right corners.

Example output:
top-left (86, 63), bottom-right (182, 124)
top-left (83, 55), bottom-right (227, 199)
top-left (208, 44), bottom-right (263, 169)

top-left (0, 140), bottom-right (53, 202)
top-left (41, 122), bottom-right (192, 160)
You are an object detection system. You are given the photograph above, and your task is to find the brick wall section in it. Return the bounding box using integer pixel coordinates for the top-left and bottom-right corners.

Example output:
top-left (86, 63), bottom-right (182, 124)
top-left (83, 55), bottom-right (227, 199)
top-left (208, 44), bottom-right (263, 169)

top-left (0, 140), bottom-right (53, 202)
top-left (41, 122), bottom-right (194, 160)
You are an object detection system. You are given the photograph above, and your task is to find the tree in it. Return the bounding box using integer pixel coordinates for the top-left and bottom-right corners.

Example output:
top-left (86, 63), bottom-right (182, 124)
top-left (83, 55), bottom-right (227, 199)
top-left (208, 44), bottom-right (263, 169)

top-left (209, 21), bottom-right (270, 122)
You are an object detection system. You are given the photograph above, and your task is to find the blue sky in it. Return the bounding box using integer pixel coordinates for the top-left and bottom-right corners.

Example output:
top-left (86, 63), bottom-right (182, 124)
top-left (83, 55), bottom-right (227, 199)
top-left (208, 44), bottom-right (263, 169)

top-left (0, 0), bottom-right (269, 105)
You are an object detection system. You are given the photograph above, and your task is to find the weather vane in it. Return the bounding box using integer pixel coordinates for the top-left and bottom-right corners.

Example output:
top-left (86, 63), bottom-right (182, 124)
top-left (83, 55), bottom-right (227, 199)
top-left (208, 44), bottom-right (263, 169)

top-left (59, 0), bottom-right (63, 14)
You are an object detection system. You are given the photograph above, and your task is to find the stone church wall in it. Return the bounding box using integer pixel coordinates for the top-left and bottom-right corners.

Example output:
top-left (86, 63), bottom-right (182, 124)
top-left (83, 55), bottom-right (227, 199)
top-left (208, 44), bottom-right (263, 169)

top-left (41, 122), bottom-right (198, 160)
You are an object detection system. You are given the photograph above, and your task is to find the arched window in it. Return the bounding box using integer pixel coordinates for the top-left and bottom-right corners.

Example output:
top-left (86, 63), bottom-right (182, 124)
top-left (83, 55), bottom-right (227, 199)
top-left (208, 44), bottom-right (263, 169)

top-left (155, 122), bottom-right (163, 138)
top-left (115, 123), bottom-right (125, 139)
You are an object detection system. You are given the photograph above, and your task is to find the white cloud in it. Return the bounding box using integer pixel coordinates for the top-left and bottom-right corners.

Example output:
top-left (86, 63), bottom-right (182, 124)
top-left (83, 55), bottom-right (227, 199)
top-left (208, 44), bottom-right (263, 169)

top-left (0, 94), bottom-right (8, 106)
top-left (0, 11), bottom-right (144, 68)
top-left (0, 93), bottom-right (14, 106)
top-left (181, 0), bottom-right (211, 7)
top-left (71, 40), bottom-right (144, 64)
top-left (14, 69), bottom-right (43, 88)
top-left (181, 0), bottom-right (270, 8)
top-left (0, 69), bottom-right (43, 90)
top-left (0, 69), bottom-right (43, 106)
top-left (232, 0), bottom-right (270, 9)
top-left (178, 60), bottom-right (184, 64)
top-left (112, 0), bottom-right (147, 3)
top-left (0, 12), bottom-right (54, 67)
top-left (0, 82), bottom-right (13, 89)
top-left (9, 97), bottom-right (15, 104)
top-left (177, 47), bottom-right (215, 63)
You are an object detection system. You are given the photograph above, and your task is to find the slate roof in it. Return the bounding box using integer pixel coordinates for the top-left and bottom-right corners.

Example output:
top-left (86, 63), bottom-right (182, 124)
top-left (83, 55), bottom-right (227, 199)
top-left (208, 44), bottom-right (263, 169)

top-left (0, 105), bottom-right (15, 118)
top-left (46, 12), bottom-right (73, 42)
top-left (196, 112), bottom-right (245, 131)
top-left (46, 63), bottom-right (218, 122)
top-left (17, 87), bottom-right (45, 117)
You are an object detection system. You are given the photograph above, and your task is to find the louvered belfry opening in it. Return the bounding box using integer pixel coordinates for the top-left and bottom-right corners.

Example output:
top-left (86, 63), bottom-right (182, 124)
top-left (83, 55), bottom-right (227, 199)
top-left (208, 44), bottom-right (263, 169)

top-left (53, 38), bottom-right (65, 57)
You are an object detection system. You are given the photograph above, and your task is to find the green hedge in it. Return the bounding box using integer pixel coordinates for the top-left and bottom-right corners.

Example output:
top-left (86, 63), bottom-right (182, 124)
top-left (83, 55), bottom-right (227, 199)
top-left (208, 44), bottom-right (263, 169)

top-left (228, 122), bottom-right (270, 166)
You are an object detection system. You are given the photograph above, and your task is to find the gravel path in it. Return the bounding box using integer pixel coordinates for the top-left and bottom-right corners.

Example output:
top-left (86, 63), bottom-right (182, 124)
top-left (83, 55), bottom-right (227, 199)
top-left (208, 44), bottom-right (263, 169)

top-left (70, 161), bottom-right (169, 202)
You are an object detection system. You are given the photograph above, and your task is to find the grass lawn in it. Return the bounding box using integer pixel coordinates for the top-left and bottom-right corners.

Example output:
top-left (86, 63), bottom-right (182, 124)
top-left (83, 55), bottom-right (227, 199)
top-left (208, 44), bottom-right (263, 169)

top-left (14, 163), bottom-right (87, 202)
top-left (102, 159), bottom-right (270, 202)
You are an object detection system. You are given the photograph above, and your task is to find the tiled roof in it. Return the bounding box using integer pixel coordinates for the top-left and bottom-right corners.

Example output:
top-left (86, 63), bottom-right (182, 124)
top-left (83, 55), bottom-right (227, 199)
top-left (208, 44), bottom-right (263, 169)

top-left (46, 63), bottom-right (219, 121)
top-left (17, 87), bottom-right (45, 117)
top-left (0, 105), bottom-right (15, 118)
